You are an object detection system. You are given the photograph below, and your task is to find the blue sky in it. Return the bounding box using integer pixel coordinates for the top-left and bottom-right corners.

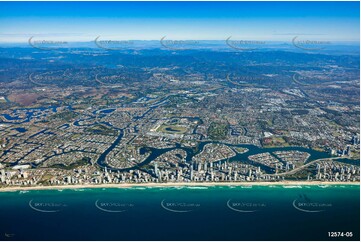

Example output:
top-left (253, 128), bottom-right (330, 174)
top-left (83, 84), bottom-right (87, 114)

top-left (0, 1), bottom-right (359, 42)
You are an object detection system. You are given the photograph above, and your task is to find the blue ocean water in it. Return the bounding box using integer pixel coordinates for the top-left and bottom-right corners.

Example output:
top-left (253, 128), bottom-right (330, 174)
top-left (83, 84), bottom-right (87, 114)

top-left (0, 185), bottom-right (359, 241)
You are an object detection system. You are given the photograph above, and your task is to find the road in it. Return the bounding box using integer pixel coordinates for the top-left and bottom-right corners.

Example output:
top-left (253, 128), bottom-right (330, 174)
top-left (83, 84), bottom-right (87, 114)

top-left (270, 157), bottom-right (345, 176)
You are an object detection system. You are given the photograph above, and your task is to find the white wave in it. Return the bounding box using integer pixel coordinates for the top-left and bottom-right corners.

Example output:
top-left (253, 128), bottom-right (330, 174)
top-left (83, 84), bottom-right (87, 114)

top-left (72, 188), bottom-right (85, 191)
top-left (159, 186), bottom-right (185, 190)
top-left (133, 187), bottom-right (147, 190)
top-left (282, 185), bottom-right (302, 188)
top-left (186, 186), bottom-right (208, 190)
top-left (173, 186), bottom-right (184, 190)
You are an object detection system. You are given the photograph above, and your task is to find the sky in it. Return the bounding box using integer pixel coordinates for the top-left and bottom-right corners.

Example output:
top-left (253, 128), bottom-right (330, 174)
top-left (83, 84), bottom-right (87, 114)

top-left (0, 1), bottom-right (359, 42)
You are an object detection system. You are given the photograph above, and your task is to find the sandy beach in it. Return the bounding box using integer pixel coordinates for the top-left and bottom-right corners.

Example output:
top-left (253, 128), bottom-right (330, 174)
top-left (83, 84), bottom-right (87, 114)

top-left (0, 181), bottom-right (359, 192)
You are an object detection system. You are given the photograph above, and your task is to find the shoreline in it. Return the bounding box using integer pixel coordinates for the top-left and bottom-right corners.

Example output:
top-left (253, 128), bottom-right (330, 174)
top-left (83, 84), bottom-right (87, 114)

top-left (0, 181), bottom-right (359, 192)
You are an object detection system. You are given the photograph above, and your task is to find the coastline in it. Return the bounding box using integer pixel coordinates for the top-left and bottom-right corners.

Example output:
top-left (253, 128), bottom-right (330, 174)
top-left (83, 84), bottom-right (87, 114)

top-left (0, 181), bottom-right (359, 192)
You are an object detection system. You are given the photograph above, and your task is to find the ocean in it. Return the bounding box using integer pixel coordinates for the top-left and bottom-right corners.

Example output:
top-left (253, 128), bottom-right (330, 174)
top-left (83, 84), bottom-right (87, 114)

top-left (0, 185), bottom-right (359, 241)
